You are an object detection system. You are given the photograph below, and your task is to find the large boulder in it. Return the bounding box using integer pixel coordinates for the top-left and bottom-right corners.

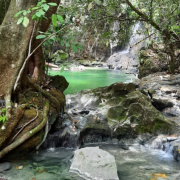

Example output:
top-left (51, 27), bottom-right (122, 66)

top-left (65, 82), bottom-right (174, 140)
top-left (69, 147), bottom-right (119, 180)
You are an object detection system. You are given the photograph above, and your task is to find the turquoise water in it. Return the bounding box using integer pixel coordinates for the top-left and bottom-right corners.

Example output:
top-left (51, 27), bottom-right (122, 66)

top-left (49, 68), bottom-right (135, 94)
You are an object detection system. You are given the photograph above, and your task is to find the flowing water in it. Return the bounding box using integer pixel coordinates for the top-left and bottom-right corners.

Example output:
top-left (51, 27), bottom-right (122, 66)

top-left (48, 67), bottom-right (135, 95)
top-left (2, 144), bottom-right (180, 180)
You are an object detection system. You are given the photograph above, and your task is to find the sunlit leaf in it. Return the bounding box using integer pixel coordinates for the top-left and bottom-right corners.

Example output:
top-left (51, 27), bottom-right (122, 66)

top-left (36, 35), bottom-right (46, 39)
top-left (14, 10), bottom-right (24, 17)
top-left (57, 15), bottom-right (64, 23)
top-left (48, 3), bottom-right (57, 6)
top-left (17, 17), bottom-right (24, 25)
top-left (23, 17), bottom-right (29, 27)
top-left (60, 67), bottom-right (65, 72)
top-left (52, 14), bottom-right (57, 27)
top-left (42, 4), bottom-right (49, 11)
top-left (88, 2), bottom-right (93, 11)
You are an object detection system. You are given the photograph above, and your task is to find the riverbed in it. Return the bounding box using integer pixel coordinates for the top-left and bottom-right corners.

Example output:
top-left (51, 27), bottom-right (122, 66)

top-left (1, 143), bottom-right (180, 180)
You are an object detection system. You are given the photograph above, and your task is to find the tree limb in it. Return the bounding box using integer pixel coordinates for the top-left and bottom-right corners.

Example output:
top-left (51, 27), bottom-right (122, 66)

top-left (13, 23), bottom-right (73, 92)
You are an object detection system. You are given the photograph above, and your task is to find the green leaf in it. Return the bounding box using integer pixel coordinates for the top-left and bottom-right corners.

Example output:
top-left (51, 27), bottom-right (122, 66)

top-left (60, 40), bottom-right (64, 46)
top-left (65, 42), bottom-right (70, 47)
top-left (38, 9), bottom-right (45, 16)
top-left (35, 10), bottom-right (44, 17)
top-left (60, 67), bottom-right (65, 72)
top-left (77, 45), bottom-right (84, 50)
top-left (71, 44), bottom-right (78, 52)
top-left (32, 7), bottom-right (39, 10)
top-left (32, 14), bottom-right (38, 20)
top-left (36, 34), bottom-right (46, 39)
top-left (48, 3), bottom-right (57, 6)
top-left (66, 66), bottom-right (70, 70)
top-left (1, 108), bottom-right (6, 113)
top-left (43, 16), bottom-right (48, 20)
top-left (23, 17), bottom-right (29, 27)
top-left (14, 10), bottom-right (24, 17)
top-left (42, 4), bottom-right (49, 11)
top-left (23, 11), bottom-right (27, 16)
top-left (57, 15), bottom-right (64, 23)
top-left (17, 17), bottom-right (24, 25)
top-left (52, 14), bottom-right (57, 27)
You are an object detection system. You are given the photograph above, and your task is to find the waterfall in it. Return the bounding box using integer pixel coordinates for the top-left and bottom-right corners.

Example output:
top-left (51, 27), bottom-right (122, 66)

top-left (109, 21), bottom-right (120, 55)
top-left (107, 22), bottom-right (146, 74)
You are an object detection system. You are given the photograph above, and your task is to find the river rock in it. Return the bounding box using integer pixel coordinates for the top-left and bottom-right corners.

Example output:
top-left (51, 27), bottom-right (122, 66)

top-left (0, 162), bottom-right (11, 172)
top-left (69, 147), bottom-right (119, 180)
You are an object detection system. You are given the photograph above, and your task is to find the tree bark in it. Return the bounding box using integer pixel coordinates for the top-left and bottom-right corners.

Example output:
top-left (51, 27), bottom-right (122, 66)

top-left (0, 0), bottom-right (61, 156)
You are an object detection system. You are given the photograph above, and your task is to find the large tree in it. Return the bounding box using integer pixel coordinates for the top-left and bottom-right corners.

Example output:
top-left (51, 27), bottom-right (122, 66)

top-left (0, 0), bottom-right (64, 158)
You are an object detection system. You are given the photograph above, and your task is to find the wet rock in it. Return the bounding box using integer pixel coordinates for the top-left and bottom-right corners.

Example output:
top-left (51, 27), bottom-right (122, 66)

top-left (151, 135), bottom-right (167, 149)
top-left (76, 113), bottom-right (109, 131)
top-left (162, 106), bottom-right (180, 117)
top-left (152, 96), bottom-right (174, 110)
top-left (0, 162), bottom-right (11, 172)
top-left (69, 147), bottom-right (119, 180)
top-left (44, 126), bottom-right (80, 148)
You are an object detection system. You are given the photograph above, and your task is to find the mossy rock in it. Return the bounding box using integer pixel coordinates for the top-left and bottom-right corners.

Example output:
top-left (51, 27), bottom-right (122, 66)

top-left (108, 82), bottom-right (136, 96)
top-left (139, 49), bottom-right (168, 78)
top-left (107, 106), bottom-right (127, 121)
top-left (49, 75), bottom-right (69, 93)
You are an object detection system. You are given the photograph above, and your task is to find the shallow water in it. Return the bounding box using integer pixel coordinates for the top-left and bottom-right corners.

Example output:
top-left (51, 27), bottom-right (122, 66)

top-left (48, 68), bottom-right (135, 94)
top-left (2, 144), bottom-right (180, 180)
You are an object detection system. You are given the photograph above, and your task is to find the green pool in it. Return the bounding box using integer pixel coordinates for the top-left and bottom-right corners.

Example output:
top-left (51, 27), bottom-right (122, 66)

top-left (48, 68), bottom-right (135, 94)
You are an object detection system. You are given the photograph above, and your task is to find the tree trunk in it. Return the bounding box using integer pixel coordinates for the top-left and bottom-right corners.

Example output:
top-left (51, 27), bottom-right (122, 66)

top-left (0, 0), bottom-right (61, 156)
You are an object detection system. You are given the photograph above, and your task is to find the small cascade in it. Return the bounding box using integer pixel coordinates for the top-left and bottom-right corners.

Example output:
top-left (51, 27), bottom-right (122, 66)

top-left (107, 22), bottom-right (146, 74)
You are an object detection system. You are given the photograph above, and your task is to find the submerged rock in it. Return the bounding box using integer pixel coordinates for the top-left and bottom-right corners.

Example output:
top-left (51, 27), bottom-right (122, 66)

top-left (69, 147), bottom-right (119, 180)
top-left (0, 162), bottom-right (11, 172)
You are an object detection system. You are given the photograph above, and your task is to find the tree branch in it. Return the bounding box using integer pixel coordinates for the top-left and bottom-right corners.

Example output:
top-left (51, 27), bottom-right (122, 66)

top-left (13, 23), bottom-right (73, 92)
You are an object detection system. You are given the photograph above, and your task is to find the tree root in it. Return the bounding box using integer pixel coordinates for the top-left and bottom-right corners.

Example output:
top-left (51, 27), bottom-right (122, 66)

top-left (0, 101), bottom-right (49, 159)
top-left (36, 119), bottom-right (49, 150)
top-left (27, 77), bottom-right (60, 112)
top-left (10, 107), bottom-right (39, 144)
top-left (0, 104), bottom-right (29, 149)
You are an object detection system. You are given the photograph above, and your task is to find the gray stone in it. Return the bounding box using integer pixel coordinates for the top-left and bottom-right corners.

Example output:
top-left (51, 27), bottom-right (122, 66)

top-left (0, 162), bottom-right (11, 172)
top-left (69, 147), bottom-right (119, 180)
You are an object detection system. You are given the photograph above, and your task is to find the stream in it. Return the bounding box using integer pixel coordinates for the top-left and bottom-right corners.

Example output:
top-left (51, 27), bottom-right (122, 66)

top-left (1, 143), bottom-right (180, 180)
